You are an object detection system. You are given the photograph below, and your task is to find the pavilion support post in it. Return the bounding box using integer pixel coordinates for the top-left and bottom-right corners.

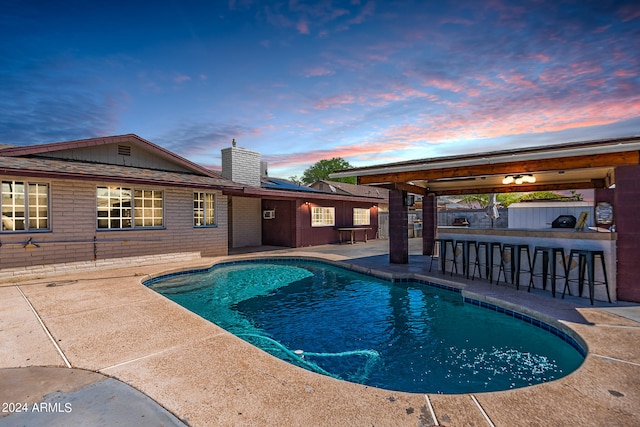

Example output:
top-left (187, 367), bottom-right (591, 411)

top-left (614, 164), bottom-right (640, 303)
top-left (389, 189), bottom-right (408, 264)
top-left (423, 193), bottom-right (437, 255)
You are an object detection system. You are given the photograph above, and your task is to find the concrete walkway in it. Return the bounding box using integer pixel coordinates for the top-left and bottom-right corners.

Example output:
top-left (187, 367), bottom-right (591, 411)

top-left (0, 367), bottom-right (185, 426)
top-left (1, 239), bottom-right (639, 426)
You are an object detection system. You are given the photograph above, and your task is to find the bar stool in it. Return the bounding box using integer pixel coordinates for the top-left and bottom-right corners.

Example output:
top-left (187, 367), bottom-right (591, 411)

top-left (528, 246), bottom-right (567, 297)
top-left (471, 241), bottom-right (490, 281)
top-left (497, 244), bottom-right (532, 289)
top-left (562, 249), bottom-right (611, 305)
top-left (450, 240), bottom-right (475, 278)
top-left (487, 242), bottom-right (504, 284)
top-left (428, 238), bottom-right (456, 274)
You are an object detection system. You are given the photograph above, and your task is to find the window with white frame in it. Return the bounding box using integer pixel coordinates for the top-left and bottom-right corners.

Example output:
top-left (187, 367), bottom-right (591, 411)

top-left (134, 189), bottom-right (164, 227)
top-left (353, 208), bottom-right (371, 225)
top-left (97, 186), bottom-right (164, 229)
top-left (97, 187), bottom-right (133, 229)
top-left (311, 206), bottom-right (335, 227)
top-left (194, 192), bottom-right (216, 227)
top-left (1, 180), bottom-right (49, 232)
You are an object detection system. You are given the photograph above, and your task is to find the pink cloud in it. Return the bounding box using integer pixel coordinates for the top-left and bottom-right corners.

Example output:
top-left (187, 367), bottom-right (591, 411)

top-left (366, 54), bottom-right (388, 62)
top-left (377, 97), bottom-right (640, 148)
top-left (297, 19), bottom-right (310, 34)
top-left (266, 140), bottom-right (412, 169)
top-left (539, 61), bottom-right (602, 86)
top-left (263, 89), bottom-right (640, 172)
top-left (314, 94), bottom-right (357, 109)
top-left (174, 74), bottom-right (191, 84)
top-left (614, 69), bottom-right (637, 77)
top-left (423, 78), bottom-right (465, 93)
top-left (618, 4), bottom-right (640, 22)
top-left (498, 72), bottom-right (537, 90)
top-left (372, 87), bottom-right (436, 105)
top-left (439, 17), bottom-right (474, 26)
top-left (529, 53), bottom-right (552, 63)
top-left (303, 66), bottom-right (335, 77)
top-left (348, 0), bottom-right (374, 25)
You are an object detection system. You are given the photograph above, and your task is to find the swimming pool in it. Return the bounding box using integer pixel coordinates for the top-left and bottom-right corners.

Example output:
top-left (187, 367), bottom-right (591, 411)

top-left (145, 259), bottom-right (585, 394)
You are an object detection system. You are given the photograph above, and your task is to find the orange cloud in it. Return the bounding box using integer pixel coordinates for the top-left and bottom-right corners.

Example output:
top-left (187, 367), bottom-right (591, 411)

top-left (266, 140), bottom-right (413, 169)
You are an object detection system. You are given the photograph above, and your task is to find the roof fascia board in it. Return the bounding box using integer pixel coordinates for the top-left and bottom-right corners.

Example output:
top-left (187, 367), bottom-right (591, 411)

top-left (356, 150), bottom-right (638, 185)
top-left (225, 187), bottom-right (383, 203)
top-left (331, 138), bottom-right (640, 178)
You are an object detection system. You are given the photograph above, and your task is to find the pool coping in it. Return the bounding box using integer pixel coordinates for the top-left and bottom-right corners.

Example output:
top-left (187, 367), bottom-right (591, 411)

top-left (2, 246), bottom-right (639, 426)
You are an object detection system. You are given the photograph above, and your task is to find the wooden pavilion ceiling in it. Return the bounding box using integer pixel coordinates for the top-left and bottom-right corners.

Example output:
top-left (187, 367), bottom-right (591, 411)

top-left (332, 137), bottom-right (640, 196)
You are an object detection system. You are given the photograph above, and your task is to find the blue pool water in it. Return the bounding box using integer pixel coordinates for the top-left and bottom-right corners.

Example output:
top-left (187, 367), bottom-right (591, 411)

top-left (146, 260), bottom-right (584, 394)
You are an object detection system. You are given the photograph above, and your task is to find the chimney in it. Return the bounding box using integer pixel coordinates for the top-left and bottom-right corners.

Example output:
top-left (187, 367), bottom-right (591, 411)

top-left (221, 139), bottom-right (261, 187)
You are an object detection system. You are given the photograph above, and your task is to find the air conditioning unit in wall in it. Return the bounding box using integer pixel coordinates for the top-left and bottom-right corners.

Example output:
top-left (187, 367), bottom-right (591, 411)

top-left (263, 210), bottom-right (276, 220)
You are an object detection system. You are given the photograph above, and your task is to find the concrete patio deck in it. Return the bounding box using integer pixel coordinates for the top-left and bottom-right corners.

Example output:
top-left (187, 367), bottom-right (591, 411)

top-left (1, 238), bottom-right (639, 426)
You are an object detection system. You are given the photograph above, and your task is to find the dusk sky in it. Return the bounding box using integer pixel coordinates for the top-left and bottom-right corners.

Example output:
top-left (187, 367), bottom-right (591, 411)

top-left (2, 1), bottom-right (639, 178)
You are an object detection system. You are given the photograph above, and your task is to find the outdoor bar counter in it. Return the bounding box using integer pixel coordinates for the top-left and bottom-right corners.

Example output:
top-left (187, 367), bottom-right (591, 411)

top-left (437, 226), bottom-right (617, 302)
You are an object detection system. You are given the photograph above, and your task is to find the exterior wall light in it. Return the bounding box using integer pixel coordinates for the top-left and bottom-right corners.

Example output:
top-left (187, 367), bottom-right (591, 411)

top-left (502, 174), bottom-right (536, 185)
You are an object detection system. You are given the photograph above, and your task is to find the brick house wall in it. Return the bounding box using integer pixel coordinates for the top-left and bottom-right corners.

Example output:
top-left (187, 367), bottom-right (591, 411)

top-left (0, 175), bottom-right (228, 270)
top-left (221, 146), bottom-right (261, 187)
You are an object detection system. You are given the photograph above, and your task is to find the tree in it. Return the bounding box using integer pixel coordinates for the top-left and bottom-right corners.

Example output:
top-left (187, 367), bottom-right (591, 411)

top-left (459, 194), bottom-right (489, 209)
top-left (301, 158), bottom-right (356, 184)
top-left (288, 175), bottom-right (303, 185)
top-left (458, 191), bottom-right (576, 208)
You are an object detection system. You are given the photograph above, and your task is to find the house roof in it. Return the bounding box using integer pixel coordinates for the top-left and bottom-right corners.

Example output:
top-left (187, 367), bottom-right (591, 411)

top-left (226, 185), bottom-right (382, 203)
top-left (312, 179), bottom-right (389, 200)
top-left (0, 134), bottom-right (218, 178)
top-left (0, 134), bottom-right (241, 189)
top-left (0, 156), bottom-right (241, 189)
top-left (261, 177), bottom-right (323, 193)
top-left (330, 135), bottom-right (640, 196)
top-left (218, 177), bottom-right (381, 203)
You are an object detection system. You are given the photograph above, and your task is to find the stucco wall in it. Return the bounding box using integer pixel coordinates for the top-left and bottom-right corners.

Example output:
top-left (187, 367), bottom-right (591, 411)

top-left (261, 198), bottom-right (378, 248)
top-left (230, 197), bottom-right (262, 248)
top-left (262, 199), bottom-right (295, 247)
top-left (0, 175), bottom-right (228, 270)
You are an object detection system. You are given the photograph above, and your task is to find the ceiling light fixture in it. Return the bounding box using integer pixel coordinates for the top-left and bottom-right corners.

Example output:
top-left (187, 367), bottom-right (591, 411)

top-left (502, 174), bottom-right (536, 185)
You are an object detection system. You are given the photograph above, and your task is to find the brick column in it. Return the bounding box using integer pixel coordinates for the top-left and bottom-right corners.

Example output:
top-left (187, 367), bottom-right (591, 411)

top-left (389, 190), bottom-right (408, 264)
top-left (614, 164), bottom-right (640, 302)
top-left (422, 193), bottom-right (437, 255)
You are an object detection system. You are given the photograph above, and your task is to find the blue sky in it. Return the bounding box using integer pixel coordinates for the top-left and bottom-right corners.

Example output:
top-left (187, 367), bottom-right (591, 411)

top-left (2, 0), bottom-right (639, 178)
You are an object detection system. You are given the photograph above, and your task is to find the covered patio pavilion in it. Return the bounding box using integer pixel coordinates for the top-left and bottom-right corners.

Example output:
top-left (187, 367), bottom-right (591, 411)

top-left (332, 136), bottom-right (640, 303)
